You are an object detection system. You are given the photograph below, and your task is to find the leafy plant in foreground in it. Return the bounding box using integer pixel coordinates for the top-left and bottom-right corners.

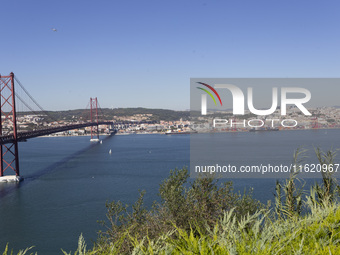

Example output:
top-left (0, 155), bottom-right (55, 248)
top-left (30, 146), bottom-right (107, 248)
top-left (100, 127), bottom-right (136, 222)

top-left (96, 167), bottom-right (262, 253)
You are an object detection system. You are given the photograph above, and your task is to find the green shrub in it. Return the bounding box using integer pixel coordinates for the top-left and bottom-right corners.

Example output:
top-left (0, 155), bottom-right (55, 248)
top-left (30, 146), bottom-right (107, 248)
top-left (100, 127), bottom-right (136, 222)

top-left (126, 198), bottom-right (340, 255)
top-left (95, 167), bottom-right (262, 253)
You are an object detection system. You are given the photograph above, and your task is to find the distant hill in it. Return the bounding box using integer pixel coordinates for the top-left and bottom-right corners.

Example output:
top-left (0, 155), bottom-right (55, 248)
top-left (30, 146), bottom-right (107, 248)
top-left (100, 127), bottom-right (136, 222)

top-left (108, 108), bottom-right (190, 121)
top-left (17, 108), bottom-right (190, 122)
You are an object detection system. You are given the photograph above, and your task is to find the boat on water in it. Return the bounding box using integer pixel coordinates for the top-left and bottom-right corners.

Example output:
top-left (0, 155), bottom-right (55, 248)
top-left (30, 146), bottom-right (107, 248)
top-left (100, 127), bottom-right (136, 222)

top-left (249, 127), bottom-right (279, 132)
top-left (165, 130), bottom-right (197, 135)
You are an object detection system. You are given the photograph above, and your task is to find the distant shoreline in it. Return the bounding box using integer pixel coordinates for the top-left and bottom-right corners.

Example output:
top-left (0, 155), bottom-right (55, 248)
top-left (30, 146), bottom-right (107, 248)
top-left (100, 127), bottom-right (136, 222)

top-left (33, 127), bottom-right (340, 138)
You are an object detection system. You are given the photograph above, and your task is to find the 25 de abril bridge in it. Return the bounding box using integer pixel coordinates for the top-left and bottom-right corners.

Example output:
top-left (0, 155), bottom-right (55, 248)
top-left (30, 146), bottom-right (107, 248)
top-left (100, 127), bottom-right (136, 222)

top-left (0, 72), bottom-right (152, 182)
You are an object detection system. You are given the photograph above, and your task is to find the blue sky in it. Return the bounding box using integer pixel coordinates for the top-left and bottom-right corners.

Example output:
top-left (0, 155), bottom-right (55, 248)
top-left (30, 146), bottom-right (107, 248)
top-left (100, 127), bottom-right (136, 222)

top-left (1, 0), bottom-right (340, 110)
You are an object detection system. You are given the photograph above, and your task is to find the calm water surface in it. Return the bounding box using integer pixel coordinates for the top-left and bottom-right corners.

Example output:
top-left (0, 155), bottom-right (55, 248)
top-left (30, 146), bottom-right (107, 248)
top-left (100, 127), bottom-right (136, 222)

top-left (0, 130), bottom-right (339, 254)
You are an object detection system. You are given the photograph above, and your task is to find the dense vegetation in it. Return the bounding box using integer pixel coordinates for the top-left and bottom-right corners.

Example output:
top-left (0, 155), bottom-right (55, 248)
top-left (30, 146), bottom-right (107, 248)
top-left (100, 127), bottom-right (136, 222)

top-left (17, 108), bottom-right (191, 122)
top-left (2, 148), bottom-right (340, 254)
top-left (109, 108), bottom-right (190, 122)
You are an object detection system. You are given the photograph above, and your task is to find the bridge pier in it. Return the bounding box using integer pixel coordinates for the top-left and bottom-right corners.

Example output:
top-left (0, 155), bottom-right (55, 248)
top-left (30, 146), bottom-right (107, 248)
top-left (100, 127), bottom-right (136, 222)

top-left (0, 175), bottom-right (22, 182)
top-left (0, 72), bottom-right (20, 180)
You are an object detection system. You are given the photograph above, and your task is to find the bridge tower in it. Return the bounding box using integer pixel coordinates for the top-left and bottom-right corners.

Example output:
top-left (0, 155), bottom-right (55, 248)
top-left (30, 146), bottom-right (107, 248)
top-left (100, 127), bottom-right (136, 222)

top-left (90, 97), bottom-right (100, 142)
top-left (0, 72), bottom-right (21, 180)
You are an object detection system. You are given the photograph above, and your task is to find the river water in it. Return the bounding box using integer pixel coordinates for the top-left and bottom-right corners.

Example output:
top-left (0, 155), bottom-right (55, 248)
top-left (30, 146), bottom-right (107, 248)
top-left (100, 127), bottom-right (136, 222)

top-left (0, 130), bottom-right (339, 254)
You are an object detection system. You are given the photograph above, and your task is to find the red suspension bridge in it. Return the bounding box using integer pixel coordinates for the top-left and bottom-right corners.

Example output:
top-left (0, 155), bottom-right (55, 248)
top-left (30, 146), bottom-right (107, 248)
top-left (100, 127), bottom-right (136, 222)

top-left (0, 72), bottom-right (113, 181)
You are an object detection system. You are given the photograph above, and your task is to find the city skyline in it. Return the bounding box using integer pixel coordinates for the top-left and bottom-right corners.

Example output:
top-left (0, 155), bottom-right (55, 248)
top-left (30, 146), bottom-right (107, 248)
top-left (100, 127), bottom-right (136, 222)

top-left (1, 0), bottom-right (340, 111)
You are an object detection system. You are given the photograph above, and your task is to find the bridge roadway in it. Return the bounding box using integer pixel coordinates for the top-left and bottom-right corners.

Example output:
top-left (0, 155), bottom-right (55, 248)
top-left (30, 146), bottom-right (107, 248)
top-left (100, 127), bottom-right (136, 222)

top-left (0, 121), bottom-right (112, 145)
top-left (0, 120), bottom-right (157, 145)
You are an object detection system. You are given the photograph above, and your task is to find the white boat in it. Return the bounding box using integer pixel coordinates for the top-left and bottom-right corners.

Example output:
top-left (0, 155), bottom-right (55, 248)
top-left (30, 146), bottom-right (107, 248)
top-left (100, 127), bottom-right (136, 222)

top-left (109, 149), bottom-right (112, 154)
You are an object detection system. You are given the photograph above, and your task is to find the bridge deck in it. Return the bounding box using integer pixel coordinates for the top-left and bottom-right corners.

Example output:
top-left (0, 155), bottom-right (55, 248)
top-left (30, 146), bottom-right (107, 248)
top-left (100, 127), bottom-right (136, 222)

top-left (0, 121), bottom-right (112, 145)
top-left (0, 120), bottom-right (157, 145)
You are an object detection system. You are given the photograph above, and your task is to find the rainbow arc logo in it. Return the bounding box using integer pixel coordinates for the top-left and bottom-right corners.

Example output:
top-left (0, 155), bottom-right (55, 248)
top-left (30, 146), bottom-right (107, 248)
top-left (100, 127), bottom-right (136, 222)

top-left (196, 82), bottom-right (223, 106)
top-left (196, 82), bottom-right (223, 115)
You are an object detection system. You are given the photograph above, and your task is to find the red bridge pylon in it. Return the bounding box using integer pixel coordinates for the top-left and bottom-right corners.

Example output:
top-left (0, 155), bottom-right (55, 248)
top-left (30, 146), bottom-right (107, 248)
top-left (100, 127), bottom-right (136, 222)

top-left (90, 97), bottom-right (100, 142)
top-left (0, 72), bottom-right (20, 179)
